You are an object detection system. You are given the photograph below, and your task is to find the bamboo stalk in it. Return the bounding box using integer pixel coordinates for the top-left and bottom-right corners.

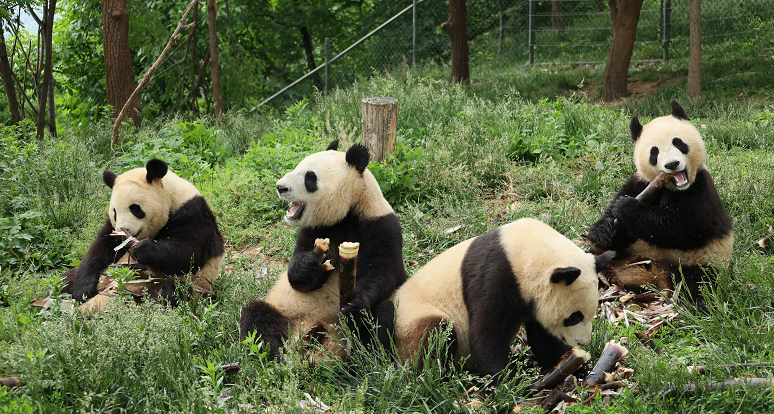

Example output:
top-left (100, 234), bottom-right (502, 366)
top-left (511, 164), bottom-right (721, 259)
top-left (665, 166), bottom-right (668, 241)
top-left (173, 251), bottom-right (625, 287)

top-left (313, 238), bottom-right (334, 271)
top-left (528, 347), bottom-right (591, 395)
top-left (338, 242), bottom-right (360, 309)
top-left (582, 341), bottom-right (629, 387)
top-left (667, 377), bottom-right (774, 393)
top-left (635, 171), bottom-right (677, 202)
top-left (687, 362), bottom-right (774, 375)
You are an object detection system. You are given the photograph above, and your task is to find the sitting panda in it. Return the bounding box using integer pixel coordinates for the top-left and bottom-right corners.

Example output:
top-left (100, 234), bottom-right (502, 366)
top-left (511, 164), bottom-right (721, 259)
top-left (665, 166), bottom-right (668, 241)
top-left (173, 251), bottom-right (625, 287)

top-left (62, 159), bottom-right (225, 304)
top-left (239, 139), bottom-right (407, 361)
top-left (391, 218), bottom-right (614, 379)
top-left (587, 100), bottom-right (733, 304)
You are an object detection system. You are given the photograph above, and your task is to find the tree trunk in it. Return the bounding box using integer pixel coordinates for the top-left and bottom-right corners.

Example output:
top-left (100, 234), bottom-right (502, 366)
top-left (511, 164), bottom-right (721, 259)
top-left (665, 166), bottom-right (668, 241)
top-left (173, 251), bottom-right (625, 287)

top-left (687, 0), bottom-right (701, 97)
top-left (207, 0), bottom-right (224, 117)
top-left (441, 0), bottom-right (469, 83)
top-left (45, 0), bottom-right (57, 137)
top-left (602, 0), bottom-right (644, 100)
top-left (552, 0), bottom-right (565, 40)
top-left (0, 25), bottom-right (22, 125)
top-left (35, 2), bottom-right (57, 140)
top-left (102, 0), bottom-right (141, 128)
top-left (496, 0), bottom-right (505, 56)
top-left (299, 26), bottom-right (323, 91)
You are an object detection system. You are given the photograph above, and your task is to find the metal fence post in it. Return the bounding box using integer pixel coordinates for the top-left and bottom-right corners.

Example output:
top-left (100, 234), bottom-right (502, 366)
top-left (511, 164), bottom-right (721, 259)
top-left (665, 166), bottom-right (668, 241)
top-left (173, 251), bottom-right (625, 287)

top-left (325, 37), bottom-right (330, 95)
top-left (412, 0), bottom-right (417, 67)
top-left (527, 0), bottom-right (534, 65)
top-left (661, 0), bottom-right (671, 62)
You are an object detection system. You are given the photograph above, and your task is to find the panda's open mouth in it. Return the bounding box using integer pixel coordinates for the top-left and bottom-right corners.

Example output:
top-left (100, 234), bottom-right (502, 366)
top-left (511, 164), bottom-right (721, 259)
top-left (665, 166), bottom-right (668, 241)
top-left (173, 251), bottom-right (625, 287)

top-left (286, 201), bottom-right (306, 220)
top-left (672, 170), bottom-right (689, 189)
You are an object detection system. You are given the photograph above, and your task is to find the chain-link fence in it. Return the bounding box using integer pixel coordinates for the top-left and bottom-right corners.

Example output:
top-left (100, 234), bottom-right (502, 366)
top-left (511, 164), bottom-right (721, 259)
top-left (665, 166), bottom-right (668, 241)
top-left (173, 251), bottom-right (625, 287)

top-left (268, 0), bottom-right (774, 105)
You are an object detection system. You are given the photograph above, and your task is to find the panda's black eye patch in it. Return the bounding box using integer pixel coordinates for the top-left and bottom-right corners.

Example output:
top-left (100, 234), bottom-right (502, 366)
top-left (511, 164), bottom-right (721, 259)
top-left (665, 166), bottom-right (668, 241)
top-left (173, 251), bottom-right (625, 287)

top-left (305, 171), bottom-right (318, 193)
top-left (563, 311), bottom-right (584, 327)
top-left (129, 204), bottom-right (146, 219)
top-left (672, 137), bottom-right (689, 154)
top-left (649, 146), bottom-right (659, 166)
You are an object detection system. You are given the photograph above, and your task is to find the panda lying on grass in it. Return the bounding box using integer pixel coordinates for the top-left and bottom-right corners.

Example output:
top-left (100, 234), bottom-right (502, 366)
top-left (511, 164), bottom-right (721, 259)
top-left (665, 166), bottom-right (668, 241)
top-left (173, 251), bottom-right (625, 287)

top-left (239, 140), bottom-right (407, 361)
top-left (588, 100), bottom-right (733, 306)
top-left (61, 159), bottom-right (225, 305)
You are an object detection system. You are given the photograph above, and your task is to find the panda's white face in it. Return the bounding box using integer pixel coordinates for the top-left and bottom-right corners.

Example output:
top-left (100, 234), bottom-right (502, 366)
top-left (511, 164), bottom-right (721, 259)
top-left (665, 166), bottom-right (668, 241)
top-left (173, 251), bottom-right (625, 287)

top-left (633, 109), bottom-right (706, 191)
top-left (276, 150), bottom-right (361, 229)
top-left (108, 169), bottom-right (170, 241)
top-left (544, 266), bottom-right (599, 347)
top-left (106, 163), bottom-right (199, 241)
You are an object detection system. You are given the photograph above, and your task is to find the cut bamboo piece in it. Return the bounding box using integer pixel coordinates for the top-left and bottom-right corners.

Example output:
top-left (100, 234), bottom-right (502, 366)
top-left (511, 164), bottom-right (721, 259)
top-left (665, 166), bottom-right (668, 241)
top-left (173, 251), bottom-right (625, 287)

top-left (528, 346), bottom-right (591, 395)
top-left (582, 340), bottom-right (630, 387)
top-left (635, 171), bottom-right (677, 202)
top-left (313, 238), bottom-right (334, 271)
top-left (688, 362), bottom-right (774, 375)
top-left (338, 242), bottom-right (360, 309)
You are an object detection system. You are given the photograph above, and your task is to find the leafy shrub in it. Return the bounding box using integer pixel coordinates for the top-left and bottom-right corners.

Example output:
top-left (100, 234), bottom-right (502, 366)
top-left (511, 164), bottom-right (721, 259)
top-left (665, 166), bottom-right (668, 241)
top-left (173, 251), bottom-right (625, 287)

top-left (0, 211), bottom-right (78, 271)
top-left (368, 142), bottom-right (428, 206)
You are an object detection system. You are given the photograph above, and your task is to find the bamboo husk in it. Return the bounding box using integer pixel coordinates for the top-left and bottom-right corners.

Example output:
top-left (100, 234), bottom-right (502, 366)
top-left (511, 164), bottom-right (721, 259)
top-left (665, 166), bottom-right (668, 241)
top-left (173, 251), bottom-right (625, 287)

top-left (582, 341), bottom-right (629, 387)
top-left (528, 347), bottom-right (591, 395)
top-left (338, 242), bottom-right (360, 309)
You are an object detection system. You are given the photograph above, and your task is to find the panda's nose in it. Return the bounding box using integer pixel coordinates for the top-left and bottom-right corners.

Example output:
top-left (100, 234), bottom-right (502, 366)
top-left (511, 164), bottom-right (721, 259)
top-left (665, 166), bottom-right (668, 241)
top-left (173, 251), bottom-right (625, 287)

top-left (664, 160), bottom-right (680, 171)
top-left (276, 184), bottom-right (289, 194)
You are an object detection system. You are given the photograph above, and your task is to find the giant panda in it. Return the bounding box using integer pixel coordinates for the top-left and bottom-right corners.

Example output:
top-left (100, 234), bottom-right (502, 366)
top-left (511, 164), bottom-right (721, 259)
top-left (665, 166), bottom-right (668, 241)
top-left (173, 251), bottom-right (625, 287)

top-left (587, 100), bottom-right (733, 305)
top-left (391, 218), bottom-right (614, 379)
top-left (62, 159), bottom-right (225, 304)
top-left (239, 139), bottom-right (407, 361)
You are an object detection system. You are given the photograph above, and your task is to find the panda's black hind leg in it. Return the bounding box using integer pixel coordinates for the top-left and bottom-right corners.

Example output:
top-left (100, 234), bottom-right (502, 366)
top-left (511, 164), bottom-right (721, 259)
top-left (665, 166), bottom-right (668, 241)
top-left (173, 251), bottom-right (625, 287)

top-left (239, 300), bottom-right (290, 361)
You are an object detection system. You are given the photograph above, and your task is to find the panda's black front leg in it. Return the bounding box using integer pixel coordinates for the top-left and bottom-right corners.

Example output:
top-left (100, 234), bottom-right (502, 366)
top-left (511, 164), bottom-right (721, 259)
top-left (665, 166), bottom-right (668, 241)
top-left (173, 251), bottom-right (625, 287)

top-left (71, 218), bottom-right (126, 302)
top-left (287, 250), bottom-right (333, 292)
top-left (524, 321), bottom-right (571, 370)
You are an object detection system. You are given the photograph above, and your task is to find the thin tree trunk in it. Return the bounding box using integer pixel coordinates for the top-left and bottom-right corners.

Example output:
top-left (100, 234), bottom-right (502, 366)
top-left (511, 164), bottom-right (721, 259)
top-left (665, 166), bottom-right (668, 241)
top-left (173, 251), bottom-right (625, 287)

top-left (45, 0), bottom-right (57, 136)
top-left (102, 0), bottom-right (141, 128)
top-left (602, 0), bottom-right (644, 100)
top-left (687, 0), bottom-right (701, 97)
top-left (0, 25), bottom-right (22, 125)
top-left (207, 0), bottom-right (224, 117)
top-left (441, 0), bottom-right (469, 83)
top-left (299, 26), bottom-right (323, 91)
top-left (552, 0), bottom-right (565, 40)
top-left (496, 0), bottom-right (505, 57)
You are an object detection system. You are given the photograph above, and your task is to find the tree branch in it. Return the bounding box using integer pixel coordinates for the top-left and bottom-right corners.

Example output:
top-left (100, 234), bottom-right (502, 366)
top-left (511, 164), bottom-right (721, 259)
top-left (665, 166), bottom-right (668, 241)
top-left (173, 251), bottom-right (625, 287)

top-left (110, 0), bottom-right (199, 149)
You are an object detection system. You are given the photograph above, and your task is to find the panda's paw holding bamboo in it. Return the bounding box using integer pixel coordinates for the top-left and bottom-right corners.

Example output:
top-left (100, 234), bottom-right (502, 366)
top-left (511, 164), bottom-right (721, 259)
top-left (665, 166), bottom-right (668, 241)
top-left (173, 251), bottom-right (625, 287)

top-left (588, 216), bottom-right (616, 248)
top-left (130, 239), bottom-right (159, 265)
top-left (611, 196), bottom-right (639, 223)
top-left (287, 251), bottom-right (333, 292)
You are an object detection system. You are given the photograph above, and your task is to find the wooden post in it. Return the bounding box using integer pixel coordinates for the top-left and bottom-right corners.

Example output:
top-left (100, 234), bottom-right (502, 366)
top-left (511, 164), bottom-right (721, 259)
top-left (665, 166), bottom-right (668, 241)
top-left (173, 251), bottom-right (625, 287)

top-left (361, 97), bottom-right (398, 163)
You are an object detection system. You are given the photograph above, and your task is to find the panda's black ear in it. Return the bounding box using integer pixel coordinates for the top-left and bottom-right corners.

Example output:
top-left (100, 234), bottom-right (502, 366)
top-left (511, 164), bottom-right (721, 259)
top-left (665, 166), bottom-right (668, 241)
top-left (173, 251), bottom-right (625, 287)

top-left (103, 170), bottom-right (117, 189)
top-left (594, 250), bottom-right (616, 273)
top-left (629, 116), bottom-right (643, 141)
top-left (345, 144), bottom-right (370, 174)
top-left (550, 267), bottom-right (581, 285)
top-left (671, 100), bottom-right (689, 120)
top-left (326, 139), bottom-right (340, 151)
top-left (145, 159), bottom-right (168, 183)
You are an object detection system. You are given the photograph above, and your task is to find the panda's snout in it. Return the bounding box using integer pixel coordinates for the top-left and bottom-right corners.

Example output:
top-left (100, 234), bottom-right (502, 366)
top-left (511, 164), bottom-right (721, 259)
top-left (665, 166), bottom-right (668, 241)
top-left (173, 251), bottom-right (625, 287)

top-left (276, 184), bottom-right (289, 195)
top-left (664, 160), bottom-right (680, 172)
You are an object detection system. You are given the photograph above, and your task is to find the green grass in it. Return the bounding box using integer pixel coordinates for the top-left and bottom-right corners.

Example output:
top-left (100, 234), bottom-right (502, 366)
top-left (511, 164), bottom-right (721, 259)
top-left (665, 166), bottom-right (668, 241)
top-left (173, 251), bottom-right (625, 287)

top-left (2, 52), bottom-right (774, 412)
